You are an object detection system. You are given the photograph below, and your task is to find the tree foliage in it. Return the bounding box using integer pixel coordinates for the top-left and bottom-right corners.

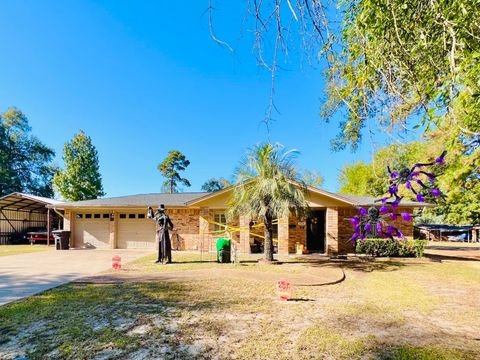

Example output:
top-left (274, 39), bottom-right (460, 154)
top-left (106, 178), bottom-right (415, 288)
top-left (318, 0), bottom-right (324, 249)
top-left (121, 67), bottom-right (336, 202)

top-left (301, 170), bottom-right (324, 188)
top-left (157, 150), bottom-right (191, 193)
top-left (53, 131), bottom-right (105, 201)
top-left (201, 177), bottom-right (231, 192)
top-left (228, 143), bottom-right (308, 261)
top-left (0, 108), bottom-right (56, 197)
top-left (324, 0), bottom-right (480, 151)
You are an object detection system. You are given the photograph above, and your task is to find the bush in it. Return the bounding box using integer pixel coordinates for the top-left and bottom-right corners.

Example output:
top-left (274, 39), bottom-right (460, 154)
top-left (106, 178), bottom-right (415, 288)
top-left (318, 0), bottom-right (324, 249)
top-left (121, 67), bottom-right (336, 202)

top-left (355, 238), bottom-right (426, 257)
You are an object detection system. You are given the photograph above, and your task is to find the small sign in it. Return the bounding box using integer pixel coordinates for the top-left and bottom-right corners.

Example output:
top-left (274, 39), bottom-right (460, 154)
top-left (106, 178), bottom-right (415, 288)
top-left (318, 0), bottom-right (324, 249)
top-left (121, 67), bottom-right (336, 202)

top-left (277, 279), bottom-right (293, 301)
top-left (112, 255), bottom-right (122, 270)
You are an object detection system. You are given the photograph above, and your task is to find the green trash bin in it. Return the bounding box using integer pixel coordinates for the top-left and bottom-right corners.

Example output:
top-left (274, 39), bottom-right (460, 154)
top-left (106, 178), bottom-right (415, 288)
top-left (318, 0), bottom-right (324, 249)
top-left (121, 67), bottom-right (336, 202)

top-left (216, 238), bottom-right (231, 263)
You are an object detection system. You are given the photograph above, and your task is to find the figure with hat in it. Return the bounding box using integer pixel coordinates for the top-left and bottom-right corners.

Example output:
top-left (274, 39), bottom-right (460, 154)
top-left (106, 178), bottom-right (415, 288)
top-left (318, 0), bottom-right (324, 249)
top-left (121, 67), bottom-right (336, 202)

top-left (147, 204), bottom-right (174, 264)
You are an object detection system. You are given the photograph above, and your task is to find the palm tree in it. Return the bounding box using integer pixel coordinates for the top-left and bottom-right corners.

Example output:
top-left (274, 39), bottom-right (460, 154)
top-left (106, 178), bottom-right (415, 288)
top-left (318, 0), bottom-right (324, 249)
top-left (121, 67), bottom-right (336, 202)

top-left (228, 143), bottom-right (309, 262)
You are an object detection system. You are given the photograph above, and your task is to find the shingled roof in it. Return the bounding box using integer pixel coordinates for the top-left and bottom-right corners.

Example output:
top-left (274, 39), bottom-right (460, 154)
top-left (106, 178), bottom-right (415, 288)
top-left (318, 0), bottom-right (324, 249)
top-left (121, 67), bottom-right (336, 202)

top-left (51, 192), bottom-right (210, 208)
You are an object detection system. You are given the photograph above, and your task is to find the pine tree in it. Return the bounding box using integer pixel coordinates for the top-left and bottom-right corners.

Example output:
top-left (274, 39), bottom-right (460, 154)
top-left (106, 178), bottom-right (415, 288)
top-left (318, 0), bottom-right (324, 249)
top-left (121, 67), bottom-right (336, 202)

top-left (53, 131), bottom-right (105, 201)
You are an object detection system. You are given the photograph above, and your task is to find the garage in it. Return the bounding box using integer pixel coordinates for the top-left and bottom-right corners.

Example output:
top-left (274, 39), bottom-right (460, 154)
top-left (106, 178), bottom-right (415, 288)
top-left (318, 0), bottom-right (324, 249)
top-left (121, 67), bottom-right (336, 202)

top-left (117, 212), bottom-right (156, 249)
top-left (74, 212), bottom-right (110, 249)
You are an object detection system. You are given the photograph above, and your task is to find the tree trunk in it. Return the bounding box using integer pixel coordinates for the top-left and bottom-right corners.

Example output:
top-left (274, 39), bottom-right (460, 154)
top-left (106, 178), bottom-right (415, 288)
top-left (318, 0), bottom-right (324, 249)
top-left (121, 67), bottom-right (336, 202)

top-left (263, 216), bottom-right (274, 262)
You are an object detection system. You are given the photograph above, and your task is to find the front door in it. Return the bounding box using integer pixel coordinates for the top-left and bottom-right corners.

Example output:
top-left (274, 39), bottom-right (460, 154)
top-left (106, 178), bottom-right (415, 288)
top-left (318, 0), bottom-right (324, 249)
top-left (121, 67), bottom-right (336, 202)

top-left (306, 210), bottom-right (326, 252)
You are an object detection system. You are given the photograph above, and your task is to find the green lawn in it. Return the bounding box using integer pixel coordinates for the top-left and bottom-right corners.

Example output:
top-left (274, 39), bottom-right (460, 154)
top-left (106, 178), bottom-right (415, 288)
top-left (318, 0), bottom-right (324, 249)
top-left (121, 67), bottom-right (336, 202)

top-left (0, 244), bottom-right (53, 257)
top-left (1, 253), bottom-right (479, 359)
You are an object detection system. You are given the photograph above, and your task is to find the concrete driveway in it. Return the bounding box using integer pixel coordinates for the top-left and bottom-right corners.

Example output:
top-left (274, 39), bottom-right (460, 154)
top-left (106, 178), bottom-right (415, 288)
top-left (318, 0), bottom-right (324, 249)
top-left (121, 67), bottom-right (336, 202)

top-left (0, 249), bottom-right (149, 305)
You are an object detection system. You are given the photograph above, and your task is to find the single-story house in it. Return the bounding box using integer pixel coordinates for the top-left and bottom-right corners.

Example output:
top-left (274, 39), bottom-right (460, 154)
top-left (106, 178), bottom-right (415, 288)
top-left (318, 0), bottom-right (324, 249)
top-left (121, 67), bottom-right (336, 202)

top-left (0, 192), bottom-right (62, 244)
top-left (49, 184), bottom-right (431, 255)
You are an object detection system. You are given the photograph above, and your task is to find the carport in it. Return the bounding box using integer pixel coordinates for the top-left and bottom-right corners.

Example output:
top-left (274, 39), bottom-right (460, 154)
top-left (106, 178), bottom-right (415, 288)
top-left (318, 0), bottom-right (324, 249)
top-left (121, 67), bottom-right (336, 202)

top-left (0, 192), bottom-right (62, 245)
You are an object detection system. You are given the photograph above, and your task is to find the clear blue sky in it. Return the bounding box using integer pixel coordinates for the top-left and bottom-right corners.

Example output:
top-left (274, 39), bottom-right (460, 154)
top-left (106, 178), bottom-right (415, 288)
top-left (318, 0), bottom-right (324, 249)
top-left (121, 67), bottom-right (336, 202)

top-left (0, 1), bottom-right (420, 197)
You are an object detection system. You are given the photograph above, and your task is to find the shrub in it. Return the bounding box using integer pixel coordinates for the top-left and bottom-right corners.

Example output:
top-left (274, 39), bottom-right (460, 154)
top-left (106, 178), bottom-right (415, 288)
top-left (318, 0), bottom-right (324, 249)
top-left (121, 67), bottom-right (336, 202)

top-left (355, 238), bottom-right (426, 257)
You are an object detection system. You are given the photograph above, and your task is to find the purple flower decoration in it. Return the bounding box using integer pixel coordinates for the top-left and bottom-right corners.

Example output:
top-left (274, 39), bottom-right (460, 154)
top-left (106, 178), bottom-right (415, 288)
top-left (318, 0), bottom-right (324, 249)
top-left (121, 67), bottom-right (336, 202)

top-left (406, 181), bottom-right (412, 190)
top-left (359, 208), bottom-right (368, 216)
top-left (390, 171), bottom-right (399, 179)
top-left (388, 185), bottom-right (398, 195)
top-left (376, 222), bottom-right (383, 233)
top-left (416, 194), bottom-right (425, 202)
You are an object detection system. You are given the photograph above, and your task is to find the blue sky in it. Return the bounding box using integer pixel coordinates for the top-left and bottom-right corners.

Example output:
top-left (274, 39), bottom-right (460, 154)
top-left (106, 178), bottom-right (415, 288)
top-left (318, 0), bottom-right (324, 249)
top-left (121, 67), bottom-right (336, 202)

top-left (0, 1), bottom-right (420, 197)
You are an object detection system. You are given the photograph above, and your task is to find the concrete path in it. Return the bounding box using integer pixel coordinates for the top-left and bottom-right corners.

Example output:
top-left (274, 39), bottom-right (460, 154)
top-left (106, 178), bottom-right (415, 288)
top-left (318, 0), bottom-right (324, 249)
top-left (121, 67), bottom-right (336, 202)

top-left (0, 249), bottom-right (148, 305)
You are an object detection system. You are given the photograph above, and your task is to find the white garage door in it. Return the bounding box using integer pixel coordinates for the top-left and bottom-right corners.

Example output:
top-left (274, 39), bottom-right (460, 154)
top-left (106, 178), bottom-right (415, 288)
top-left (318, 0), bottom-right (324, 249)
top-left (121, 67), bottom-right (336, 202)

top-left (117, 212), bottom-right (156, 249)
top-left (74, 213), bottom-right (110, 249)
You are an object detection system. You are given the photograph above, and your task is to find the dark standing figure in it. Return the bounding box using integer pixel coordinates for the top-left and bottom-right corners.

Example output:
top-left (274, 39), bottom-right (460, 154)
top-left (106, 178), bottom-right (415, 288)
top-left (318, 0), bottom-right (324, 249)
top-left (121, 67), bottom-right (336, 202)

top-left (148, 204), bottom-right (174, 264)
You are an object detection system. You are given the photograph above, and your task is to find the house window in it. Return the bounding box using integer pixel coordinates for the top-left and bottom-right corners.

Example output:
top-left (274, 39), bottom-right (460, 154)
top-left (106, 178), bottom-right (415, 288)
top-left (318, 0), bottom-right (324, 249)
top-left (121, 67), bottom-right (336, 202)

top-left (94, 214), bottom-right (101, 219)
top-left (103, 213), bottom-right (110, 219)
top-left (85, 214), bottom-right (92, 219)
top-left (128, 214), bottom-right (136, 219)
top-left (75, 214), bottom-right (83, 219)
top-left (213, 213), bottom-right (227, 232)
top-left (119, 214), bottom-right (126, 219)
top-left (138, 214), bottom-right (145, 219)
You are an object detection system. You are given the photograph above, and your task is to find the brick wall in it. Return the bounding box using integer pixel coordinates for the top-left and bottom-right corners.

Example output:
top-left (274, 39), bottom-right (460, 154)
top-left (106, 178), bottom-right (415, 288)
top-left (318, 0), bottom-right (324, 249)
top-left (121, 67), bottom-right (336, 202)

top-left (326, 207), bottom-right (339, 254)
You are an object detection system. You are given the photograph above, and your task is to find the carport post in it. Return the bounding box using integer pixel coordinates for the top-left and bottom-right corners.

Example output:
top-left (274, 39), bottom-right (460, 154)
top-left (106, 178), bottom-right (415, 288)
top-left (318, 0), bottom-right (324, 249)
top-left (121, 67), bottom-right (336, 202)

top-left (47, 208), bottom-right (51, 246)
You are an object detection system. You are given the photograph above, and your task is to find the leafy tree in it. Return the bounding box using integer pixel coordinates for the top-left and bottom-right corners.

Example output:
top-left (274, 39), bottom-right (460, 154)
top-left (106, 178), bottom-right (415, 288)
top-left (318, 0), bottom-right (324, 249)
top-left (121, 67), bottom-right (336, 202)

top-left (53, 131), bottom-right (105, 201)
top-left (201, 177), bottom-right (231, 192)
top-left (158, 150), bottom-right (191, 193)
top-left (228, 143), bottom-right (308, 262)
top-left (338, 160), bottom-right (372, 196)
top-left (0, 108), bottom-right (56, 197)
top-left (301, 170), bottom-right (324, 188)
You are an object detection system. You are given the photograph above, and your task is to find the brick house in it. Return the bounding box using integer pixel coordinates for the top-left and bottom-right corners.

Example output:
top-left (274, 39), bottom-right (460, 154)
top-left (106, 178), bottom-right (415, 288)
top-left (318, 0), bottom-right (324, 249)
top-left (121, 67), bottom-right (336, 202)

top-left (50, 184), bottom-right (430, 255)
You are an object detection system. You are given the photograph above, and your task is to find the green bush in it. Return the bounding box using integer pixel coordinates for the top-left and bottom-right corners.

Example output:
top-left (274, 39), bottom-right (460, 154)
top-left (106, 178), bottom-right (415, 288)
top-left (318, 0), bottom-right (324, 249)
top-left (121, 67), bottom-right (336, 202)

top-left (355, 238), bottom-right (426, 257)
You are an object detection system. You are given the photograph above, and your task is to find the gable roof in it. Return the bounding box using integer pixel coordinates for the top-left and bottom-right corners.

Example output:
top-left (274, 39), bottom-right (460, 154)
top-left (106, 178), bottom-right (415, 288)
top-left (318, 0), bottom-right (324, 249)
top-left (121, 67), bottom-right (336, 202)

top-left (50, 192), bottom-right (210, 209)
top-left (185, 182), bottom-right (433, 208)
top-left (0, 192), bottom-right (62, 212)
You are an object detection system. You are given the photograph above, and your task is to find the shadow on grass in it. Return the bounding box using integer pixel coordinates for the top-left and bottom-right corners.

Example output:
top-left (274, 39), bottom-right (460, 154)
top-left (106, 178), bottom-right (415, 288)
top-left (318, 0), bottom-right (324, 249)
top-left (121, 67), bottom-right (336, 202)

top-left (424, 253), bottom-right (479, 262)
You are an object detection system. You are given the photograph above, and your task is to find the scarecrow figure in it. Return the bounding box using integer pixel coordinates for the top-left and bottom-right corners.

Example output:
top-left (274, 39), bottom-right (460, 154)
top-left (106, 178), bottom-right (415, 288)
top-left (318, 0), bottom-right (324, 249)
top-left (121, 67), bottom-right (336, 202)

top-left (148, 204), bottom-right (174, 264)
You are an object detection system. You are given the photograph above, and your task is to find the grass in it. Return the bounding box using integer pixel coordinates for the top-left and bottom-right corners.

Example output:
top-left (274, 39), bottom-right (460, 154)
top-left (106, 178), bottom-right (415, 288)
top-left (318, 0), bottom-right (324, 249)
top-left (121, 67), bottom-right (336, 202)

top-left (1, 253), bottom-right (479, 359)
top-left (0, 244), bottom-right (52, 257)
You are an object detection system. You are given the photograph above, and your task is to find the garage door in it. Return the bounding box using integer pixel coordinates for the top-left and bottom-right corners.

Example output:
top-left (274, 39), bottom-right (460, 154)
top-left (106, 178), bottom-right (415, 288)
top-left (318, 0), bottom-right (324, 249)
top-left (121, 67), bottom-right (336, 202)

top-left (74, 213), bottom-right (110, 249)
top-left (117, 212), bottom-right (156, 249)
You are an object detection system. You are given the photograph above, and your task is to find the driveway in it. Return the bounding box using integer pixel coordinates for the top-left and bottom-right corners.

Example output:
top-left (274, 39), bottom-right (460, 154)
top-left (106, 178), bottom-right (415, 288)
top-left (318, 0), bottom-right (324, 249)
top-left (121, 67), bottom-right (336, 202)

top-left (0, 249), bottom-right (149, 305)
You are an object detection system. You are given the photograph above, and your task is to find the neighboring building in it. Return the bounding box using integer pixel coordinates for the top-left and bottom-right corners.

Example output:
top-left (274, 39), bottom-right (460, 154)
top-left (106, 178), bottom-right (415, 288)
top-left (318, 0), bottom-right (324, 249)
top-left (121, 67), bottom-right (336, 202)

top-left (49, 184), bottom-right (430, 255)
top-left (415, 224), bottom-right (479, 242)
top-left (0, 192), bottom-right (62, 244)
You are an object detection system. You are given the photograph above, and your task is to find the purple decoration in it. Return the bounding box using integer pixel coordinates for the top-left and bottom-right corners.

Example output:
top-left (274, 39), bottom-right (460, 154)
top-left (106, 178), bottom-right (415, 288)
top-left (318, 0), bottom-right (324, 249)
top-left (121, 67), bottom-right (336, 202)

top-left (435, 151), bottom-right (446, 165)
top-left (397, 230), bottom-right (404, 238)
top-left (390, 171), bottom-right (399, 179)
top-left (406, 181), bottom-right (412, 189)
top-left (416, 194), bottom-right (425, 202)
top-left (364, 223), bottom-right (372, 233)
top-left (388, 185), bottom-right (398, 195)
top-left (351, 233), bottom-right (359, 242)
top-left (391, 200), bottom-right (399, 209)
top-left (379, 205), bottom-right (389, 214)
top-left (359, 208), bottom-right (368, 216)
top-left (386, 225), bottom-right (396, 235)
top-left (416, 179), bottom-right (425, 187)
top-left (410, 172), bottom-right (420, 178)
top-left (431, 188), bottom-right (441, 197)
top-left (401, 212), bottom-right (412, 221)
top-left (427, 173), bottom-right (436, 182)
top-left (350, 216), bottom-right (360, 226)
top-left (376, 222), bottom-right (383, 233)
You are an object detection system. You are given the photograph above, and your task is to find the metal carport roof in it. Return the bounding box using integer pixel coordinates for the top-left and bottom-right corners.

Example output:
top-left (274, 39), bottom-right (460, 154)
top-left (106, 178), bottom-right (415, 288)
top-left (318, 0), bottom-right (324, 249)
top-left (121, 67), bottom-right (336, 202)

top-left (0, 192), bottom-right (61, 212)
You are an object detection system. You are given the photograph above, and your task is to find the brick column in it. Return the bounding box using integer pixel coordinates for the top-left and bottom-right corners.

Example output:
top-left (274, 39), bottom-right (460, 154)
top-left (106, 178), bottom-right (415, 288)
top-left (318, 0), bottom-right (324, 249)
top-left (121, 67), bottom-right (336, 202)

top-left (326, 208), bottom-right (339, 255)
top-left (64, 210), bottom-right (73, 247)
top-left (278, 216), bottom-right (289, 255)
top-left (239, 216), bottom-right (250, 254)
top-left (109, 211), bottom-right (117, 249)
